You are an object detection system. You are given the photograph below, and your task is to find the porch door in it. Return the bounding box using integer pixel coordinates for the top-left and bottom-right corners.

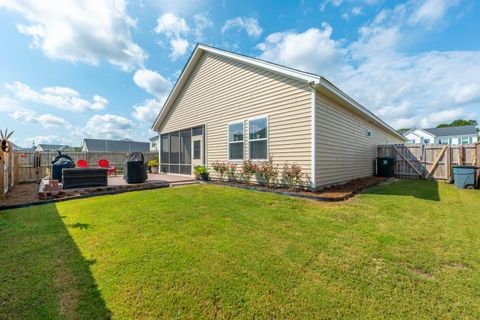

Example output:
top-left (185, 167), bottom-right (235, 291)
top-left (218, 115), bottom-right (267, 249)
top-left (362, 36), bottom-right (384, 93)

top-left (192, 136), bottom-right (204, 169)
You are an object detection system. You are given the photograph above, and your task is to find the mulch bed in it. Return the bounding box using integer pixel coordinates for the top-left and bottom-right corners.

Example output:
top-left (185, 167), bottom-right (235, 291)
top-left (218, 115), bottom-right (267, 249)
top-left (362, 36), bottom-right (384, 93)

top-left (208, 176), bottom-right (388, 202)
top-left (0, 181), bottom-right (172, 211)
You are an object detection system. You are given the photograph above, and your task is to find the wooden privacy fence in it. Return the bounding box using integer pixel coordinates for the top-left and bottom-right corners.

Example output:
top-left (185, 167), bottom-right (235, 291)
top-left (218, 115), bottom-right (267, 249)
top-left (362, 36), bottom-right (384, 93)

top-left (9, 151), bottom-right (158, 183)
top-left (377, 143), bottom-right (480, 180)
top-left (0, 151), bottom-right (15, 199)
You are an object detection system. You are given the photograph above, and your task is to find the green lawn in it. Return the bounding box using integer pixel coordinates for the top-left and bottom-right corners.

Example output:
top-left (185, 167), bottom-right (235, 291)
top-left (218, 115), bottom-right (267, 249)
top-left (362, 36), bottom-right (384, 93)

top-left (1, 180), bottom-right (479, 319)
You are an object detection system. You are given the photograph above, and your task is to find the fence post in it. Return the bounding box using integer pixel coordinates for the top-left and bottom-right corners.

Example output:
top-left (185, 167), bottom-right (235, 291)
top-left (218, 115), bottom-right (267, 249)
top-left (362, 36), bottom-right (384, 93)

top-left (446, 145), bottom-right (452, 181)
top-left (0, 154), bottom-right (4, 200)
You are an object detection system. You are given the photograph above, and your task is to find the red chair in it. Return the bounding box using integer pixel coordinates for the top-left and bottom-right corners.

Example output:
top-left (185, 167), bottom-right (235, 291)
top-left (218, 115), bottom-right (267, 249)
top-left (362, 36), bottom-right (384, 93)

top-left (98, 159), bottom-right (117, 176)
top-left (77, 159), bottom-right (89, 168)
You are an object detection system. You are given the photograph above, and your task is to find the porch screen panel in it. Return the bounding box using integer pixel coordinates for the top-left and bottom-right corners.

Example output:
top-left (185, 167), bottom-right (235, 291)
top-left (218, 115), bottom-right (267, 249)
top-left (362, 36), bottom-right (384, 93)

top-left (180, 129), bottom-right (192, 175)
top-left (168, 132), bottom-right (179, 173)
top-left (160, 134), bottom-right (169, 173)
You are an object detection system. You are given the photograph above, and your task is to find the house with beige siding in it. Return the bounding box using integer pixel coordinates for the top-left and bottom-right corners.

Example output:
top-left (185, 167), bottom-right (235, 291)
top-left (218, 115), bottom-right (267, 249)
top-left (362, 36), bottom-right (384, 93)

top-left (152, 44), bottom-right (405, 189)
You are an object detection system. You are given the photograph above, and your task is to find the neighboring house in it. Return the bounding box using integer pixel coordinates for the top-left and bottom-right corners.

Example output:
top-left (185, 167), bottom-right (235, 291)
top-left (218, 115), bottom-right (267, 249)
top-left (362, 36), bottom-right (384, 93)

top-left (149, 136), bottom-right (159, 151)
top-left (151, 44), bottom-right (405, 189)
top-left (35, 144), bottom-right (70, 152)
top-left (404, 126), bottom-right (478, 145)
top-left (81, 138), bottom-right (150, 152)
top-left (11, 143), bottom-right (33, 151)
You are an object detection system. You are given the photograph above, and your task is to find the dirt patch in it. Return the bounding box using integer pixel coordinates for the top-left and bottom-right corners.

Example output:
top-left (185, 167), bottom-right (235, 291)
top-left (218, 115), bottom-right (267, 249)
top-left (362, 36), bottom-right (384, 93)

top-left (0, 183), bottom-right (42, 208)
top-left (305, 176), bottom-right (386, 199)
top-left (209, 176), bottom-right (387, 201)
top-left (411, 268), bottom-right (433, 279)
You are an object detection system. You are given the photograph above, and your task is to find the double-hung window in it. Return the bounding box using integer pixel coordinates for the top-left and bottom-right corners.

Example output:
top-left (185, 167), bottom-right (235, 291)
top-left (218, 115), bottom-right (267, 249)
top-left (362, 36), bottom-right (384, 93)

top-left (460, 137), bottom-right (470, 144)
top-left (249, 117), bottom-right (268, 160)
top-left (228, 121), bottom-right (244, 160)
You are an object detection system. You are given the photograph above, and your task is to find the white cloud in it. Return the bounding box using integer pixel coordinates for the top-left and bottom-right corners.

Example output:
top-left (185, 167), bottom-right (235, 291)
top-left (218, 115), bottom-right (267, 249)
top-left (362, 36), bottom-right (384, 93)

top-left (84, 114), bottom-right (134, 139)
top-left (352, 6), bottom-right (363, 15)
top-left (4, 81), bottom-right (108, 112)
top-left (409, 0), bottom-right (457, 28)
top-left (193, 13), bottom-right (213, 41)
top-left (10, 110), bottom-right (70, 129)
top-left (0, 0), bottom-right (147, 71)
top-left (170, 38), bottom-right (189, 59)
top-left (257, 24), bottom-right (344, 74)
top-left (25, 135), bottom-right (71, 146)
top-left (0, 95), bottom-right (21, 112)
top-left (320, 0), bottom-right (343, 11)
top-left (155, 13), bottom-right (190, 38)
top-left (133, 68), bottom-right (171, 99)
top-left (132, 99), bottom-right (163, 123)
top-left (154, 13), bottom-right (192, 59)
top-left (222, 17), bottom-right (263, 38)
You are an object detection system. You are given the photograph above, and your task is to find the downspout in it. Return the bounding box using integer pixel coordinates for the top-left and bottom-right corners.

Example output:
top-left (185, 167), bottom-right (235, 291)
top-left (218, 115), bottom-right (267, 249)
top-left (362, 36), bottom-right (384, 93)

top-left (310, 84), bottom-right (317, 190)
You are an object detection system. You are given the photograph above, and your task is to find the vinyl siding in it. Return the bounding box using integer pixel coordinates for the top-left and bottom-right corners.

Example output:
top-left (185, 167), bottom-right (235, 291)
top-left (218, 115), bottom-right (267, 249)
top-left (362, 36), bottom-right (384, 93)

top-left (159, 52), bottom-right (312, 178)
top-left (315, 91), bottom-right (403, 187)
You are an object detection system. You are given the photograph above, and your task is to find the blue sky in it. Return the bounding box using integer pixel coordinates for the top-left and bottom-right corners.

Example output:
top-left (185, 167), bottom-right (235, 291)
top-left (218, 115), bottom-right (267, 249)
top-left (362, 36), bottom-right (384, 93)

top-left (0, 0), bottom-right (479, 147)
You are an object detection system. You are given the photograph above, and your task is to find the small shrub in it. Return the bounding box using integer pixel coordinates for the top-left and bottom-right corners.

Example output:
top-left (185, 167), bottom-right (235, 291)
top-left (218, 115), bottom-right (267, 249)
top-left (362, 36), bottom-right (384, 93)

top-left (256, 157), bottom-right (279, 187)
top-left (227, 163), bottom-right (238, 182)
top-left (240, 160), bottom-right (258, 184)
top-left (194, 165), bottom-right (208, 175)
top-left (212, 161), bottom-right (229, 181)
top-left (147, 159), bottom-right (159, 167)
top-left (281, 162), bottom-right (304, 190)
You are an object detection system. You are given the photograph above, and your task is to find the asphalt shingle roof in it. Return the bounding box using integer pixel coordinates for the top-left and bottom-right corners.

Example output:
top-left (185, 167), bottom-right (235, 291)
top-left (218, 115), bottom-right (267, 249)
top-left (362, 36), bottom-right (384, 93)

top-left (83, 139), bottom-right (149, 152)
top-left (423, 125), bottom-right (477, 137)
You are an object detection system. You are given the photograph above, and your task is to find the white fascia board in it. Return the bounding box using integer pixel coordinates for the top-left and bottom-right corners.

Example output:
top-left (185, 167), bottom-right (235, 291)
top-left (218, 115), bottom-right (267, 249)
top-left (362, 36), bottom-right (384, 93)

top-left (317, 78), bottom-right (406, 141)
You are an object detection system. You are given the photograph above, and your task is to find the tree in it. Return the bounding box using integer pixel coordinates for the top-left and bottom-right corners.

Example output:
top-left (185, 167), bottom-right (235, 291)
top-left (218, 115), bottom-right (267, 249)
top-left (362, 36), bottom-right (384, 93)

top-left (436, 119), bottom-right (478, 128)
top-left (397, 128), bottom-right (410, 135)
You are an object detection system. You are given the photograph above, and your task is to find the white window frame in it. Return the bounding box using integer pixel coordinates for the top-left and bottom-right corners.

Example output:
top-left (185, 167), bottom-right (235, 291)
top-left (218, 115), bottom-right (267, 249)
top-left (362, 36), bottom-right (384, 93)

top-left (248, 116), bottom-right (269, 161)
top-left (460, 136), bottom-right (470, 145)
top-left (228, 120), bottom-right (244, 161)
top-left (438, 138), bottom-right (450, 145)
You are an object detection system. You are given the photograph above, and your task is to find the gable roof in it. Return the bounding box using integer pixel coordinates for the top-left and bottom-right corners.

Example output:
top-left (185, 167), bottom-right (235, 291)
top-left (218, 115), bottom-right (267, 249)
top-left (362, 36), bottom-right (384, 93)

top-left (402, 128), bottom-right (436, 137)
top-left (423, 125), bottom-right (477, 137)
top-left (37, 144), bottom-right (69, 151)
top-left (82, 139), bottom-right (149, 152)
top-left (152, 43), bottom-right (405, 141)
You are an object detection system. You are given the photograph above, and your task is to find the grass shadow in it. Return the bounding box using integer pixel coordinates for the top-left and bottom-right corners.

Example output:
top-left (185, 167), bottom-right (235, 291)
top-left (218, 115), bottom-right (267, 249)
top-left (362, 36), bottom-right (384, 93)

top-left (0, 203), bottom-right (111, 318)
top-left (364, 179), bottom-right (441, 201)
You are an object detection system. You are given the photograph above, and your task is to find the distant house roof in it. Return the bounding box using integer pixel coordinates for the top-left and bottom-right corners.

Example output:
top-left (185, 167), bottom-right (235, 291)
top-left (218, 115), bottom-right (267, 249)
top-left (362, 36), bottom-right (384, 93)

top-left (36, 144), bottom-right (70, 151)
top-left (149, 135), bottom-right (159, 141)
top-left (423, 125), bottom-right (477, 137)
top-left (82, 139), bottom-right (149, 152)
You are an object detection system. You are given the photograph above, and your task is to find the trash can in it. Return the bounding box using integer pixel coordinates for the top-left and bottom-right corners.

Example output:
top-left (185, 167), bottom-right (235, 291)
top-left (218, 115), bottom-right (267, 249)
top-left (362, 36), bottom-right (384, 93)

top-left (452, 165), bottom-right (477, 189)
top-left (51, 152), bottom-right (75, 182)
top-left (124, 152), bottom-right (147, 184)
top-left (376, 157), bottom-right (395, 177)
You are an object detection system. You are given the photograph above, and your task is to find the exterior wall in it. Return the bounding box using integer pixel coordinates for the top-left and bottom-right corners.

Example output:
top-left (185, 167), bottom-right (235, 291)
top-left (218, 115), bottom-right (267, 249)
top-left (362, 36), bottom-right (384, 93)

top-left (159, 51), bottom-right (312, 178)
top-left (404, 132), bottom-right (421, 144)
top-left (405, 130), bottom-right (435, 144)
top-left (315, 90), bottom-right (403, 187)
top-left (434, 135), bottom-right (477, 145)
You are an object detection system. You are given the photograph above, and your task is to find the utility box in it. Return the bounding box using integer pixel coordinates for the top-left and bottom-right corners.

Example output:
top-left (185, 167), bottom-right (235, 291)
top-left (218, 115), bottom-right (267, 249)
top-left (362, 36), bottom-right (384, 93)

top-left (376, 157), bottom-right (396, 177)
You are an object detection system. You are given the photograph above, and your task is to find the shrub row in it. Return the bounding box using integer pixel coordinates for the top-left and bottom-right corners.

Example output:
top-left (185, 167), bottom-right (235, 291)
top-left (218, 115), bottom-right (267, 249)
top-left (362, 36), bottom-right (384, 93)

top-left (211, 157), bottom-right (310, 190)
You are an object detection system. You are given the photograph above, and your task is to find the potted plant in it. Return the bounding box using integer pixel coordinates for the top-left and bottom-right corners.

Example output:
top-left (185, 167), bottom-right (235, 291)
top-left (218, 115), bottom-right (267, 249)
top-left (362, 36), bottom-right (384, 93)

top-left (194, 165), bottom-right (209, 181)
top-left (147, 159), bottom-right (159, 174)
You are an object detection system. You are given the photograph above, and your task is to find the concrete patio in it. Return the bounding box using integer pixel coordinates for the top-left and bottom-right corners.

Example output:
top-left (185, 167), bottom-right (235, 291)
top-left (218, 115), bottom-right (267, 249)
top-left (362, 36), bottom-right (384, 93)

top-left (108, 173), bottom-right (195, 186)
